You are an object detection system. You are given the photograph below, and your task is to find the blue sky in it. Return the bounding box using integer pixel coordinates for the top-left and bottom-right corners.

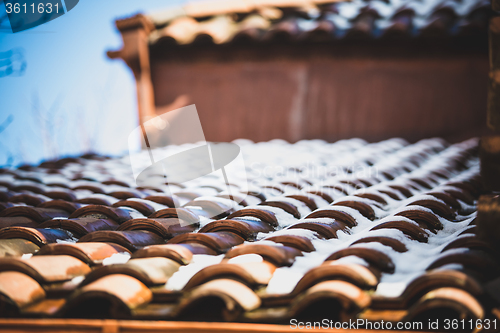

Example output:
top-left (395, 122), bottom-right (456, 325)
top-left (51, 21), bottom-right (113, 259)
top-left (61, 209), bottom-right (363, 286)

top-left (0, 0), bottom-right (192, 166)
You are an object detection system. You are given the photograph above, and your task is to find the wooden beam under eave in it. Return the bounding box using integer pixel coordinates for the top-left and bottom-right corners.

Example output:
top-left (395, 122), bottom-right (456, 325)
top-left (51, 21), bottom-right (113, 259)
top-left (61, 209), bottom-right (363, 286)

top-left (108, 14), bottom-right (156, 123)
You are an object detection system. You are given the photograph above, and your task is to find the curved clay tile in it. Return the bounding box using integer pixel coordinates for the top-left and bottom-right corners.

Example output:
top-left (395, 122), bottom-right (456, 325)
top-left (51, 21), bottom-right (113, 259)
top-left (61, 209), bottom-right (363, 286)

top-left (78, 230), bottom-right (165, 252)
top-left (72, 184), bottom-right (106, 194)
top-left (325, 247), bottom-right (395, 274)
top-left (404, 287), bottom-right (483, 322)
top-left (323, 184), bottom-right (353, 195)
top-left (174, 243), bottom-right (218, 255)
top-left (441, 235), bottom-right (493, 253)
top-left (112, 199), bottom-right (166, 217)
top-left (400, 270), bottom-right (483, 308)
top-left (0, 206), bottom-right (69, 223)
top-left (101, 180), bottom-right (131, 188)
top-left (426, 191), bottom-right (461, 210)
top-left (231, 26), bottom-right (265, 44)
top-left (446, 181), bottom-right (479, 198)
top-left (149, 208), bottom-right (200, 225)
top-left (9, 193), bottom-right (51, 206)
top-left (175, 279), bottom-right (261, 321)
top-left (0, 238), bottom-right (40, 257)
top-left (301, 19), bottom-right (335, 42)
top-left (225, 243), bottom-right (302, 267)
top-left (245, 190), bottom-right (266, 202)
top-left (168, 232), bottom-right (244, 254)
top-left (419, 7), bottom-right (458, 37)
top-left (12, 182), bottom-right (45, 194)
top-left (263, 19), bottom-right (300, 42)
top-left (265, 234), bottom-right (315, 252)
top-left (198, 219), bottom-right (273, 240)
top-left (36, 242), bottom-right (131, 266)
top-left (0, 271), bottom-right (45, 314)
top-left (286, 195), bottom-right (318, 211)
top-left (354, 192), bottom-right (388, 206)
top-left (459, 225), bottom-right (477, 236)
top-left (107, 190), bottom-right (145, 200)
top-left (38, 200), bottom-right (83, 214)
top-left (305, 207), bottom-right (358, 227)
top-left (350, 236), bottom-right (408, 253)
top-left (408, 177), bottom-right (435, 190)
top-left (401, 180), bottom-right (425, 193)
top-left (288, 219), bottom-right (348, 239)
top-left (132, 244), bottom-right (195, 264)
top-left (38, 218), bottom-right (119, 237)
top-left (306, 190), bottom-right (334, 204)
top-left (216, 193), bottom-right (249, 206)
top-left (0, 227), bottom-right (74, 246)
top-left (345, 8), bottom-right (381, 40)
top-left (63, 274), bottom-right (152, 318)
top-left (406, 198), bottom-right (456, 220)
top-left (332, 199), bottom-right (377, 220)
top-left (395, 208), bottom-right (443, 232)
top-left (0, 201), bottom-right (14, 211)
top-left (370, 220), bottom-right (429, 242)
top-left (183, 199), bottom-right (235, 219)
top-left (43, 189), bottom-right (77, 202)
top-left (0, 190), bottom-right (14, 202)
top-left (280, 181), bottom-right (303, 190)
top-left (338, 179), bottom-right (367, 190)
top-left (426, 249), bottom-right (499, 276)
top-left (183, 261), bottom-right (276, 290)
top-left (258, 201), bottom-right (301, 219)
top-left (382, 8), bottom-right (414, 38)
top-left (293, 263), bottom-right (379, 295)
top-left (289, 281), bottom-right (371, 321)
top-left (377, 188), bottom-right (403, 201)
top-left (0, 255), bottom-right (90, 283)
top-left (226, 209), bottom-right (278, 228)
top-left (157, 16), bottom-right (199, 45)
top-left (81, 257), bottom-right (181, 287)
top-left (143, 195), bottom-right (180, 208)
top-left (117, 218), bottom-right (197, 239)
top-left (442, 187), bottom-right (475, 205)
top-left (76, 194), bottom-right (120, 206)
top-left (0, 216), bottom-right (39, 229)
top-left (388, 185), bottom-right (414, 198)
top-left (69, 205), bottom-right (142, 224)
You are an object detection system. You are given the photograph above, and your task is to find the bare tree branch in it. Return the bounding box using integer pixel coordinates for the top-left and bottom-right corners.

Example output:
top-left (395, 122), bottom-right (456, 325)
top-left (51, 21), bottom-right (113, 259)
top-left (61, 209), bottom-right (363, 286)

top-left (0, 114), bottom-right (13, 134)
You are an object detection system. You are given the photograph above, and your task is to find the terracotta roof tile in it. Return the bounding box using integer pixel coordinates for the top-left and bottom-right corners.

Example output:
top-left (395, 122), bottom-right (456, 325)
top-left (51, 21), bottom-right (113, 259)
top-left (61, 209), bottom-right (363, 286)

top-left (0, 255), bottom-right (90, 283)
top-left (0, 271), bottom-right (46, 314)
top-left (62, 274), bottom-right (153, 318)
top-left (0, 137), bottom-right (492, 325)
top-left (36, 242), bottom-right (131, 266)
top-left (81, 257), bottom-right (181, 287)
top-left (78, 230), bottom-right (165, 252)
top-left (0, 227), bottom-right (75, 246)
top-left (112, 0), bottom-right (493, 50)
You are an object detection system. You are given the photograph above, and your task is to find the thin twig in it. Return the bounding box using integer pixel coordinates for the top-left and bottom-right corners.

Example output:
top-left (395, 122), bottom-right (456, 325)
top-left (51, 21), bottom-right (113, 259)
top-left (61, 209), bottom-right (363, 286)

top-left (0, 114), bottom-right (13, 134)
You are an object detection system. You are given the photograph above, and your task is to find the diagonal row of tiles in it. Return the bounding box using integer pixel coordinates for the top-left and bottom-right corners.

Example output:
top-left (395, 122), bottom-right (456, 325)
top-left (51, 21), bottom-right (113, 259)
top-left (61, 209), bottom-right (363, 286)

top-left (0, 137), bottom-right (494, 325)
top-left (147, 0), bottom-right (492, 46)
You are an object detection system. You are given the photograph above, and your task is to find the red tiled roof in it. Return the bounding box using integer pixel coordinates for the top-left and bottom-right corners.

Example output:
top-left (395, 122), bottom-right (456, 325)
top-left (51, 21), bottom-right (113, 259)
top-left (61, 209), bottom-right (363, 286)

top-left (0, 137), bottom-right (495, 326)
top-left (119, 0), bottom-right (493, 47)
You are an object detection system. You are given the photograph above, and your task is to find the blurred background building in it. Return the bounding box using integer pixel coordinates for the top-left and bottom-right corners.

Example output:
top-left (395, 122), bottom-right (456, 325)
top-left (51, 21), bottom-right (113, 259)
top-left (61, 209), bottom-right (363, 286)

top-left (110, 0), bottom-right (491, 146)
top-left (0, 0), bottom-right (493, 165)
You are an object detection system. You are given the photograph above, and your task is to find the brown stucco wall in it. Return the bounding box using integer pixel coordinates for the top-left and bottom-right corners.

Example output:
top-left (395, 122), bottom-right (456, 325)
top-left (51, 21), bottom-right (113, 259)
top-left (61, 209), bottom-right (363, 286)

top-left (150, 42), bottom-right (489, 143)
